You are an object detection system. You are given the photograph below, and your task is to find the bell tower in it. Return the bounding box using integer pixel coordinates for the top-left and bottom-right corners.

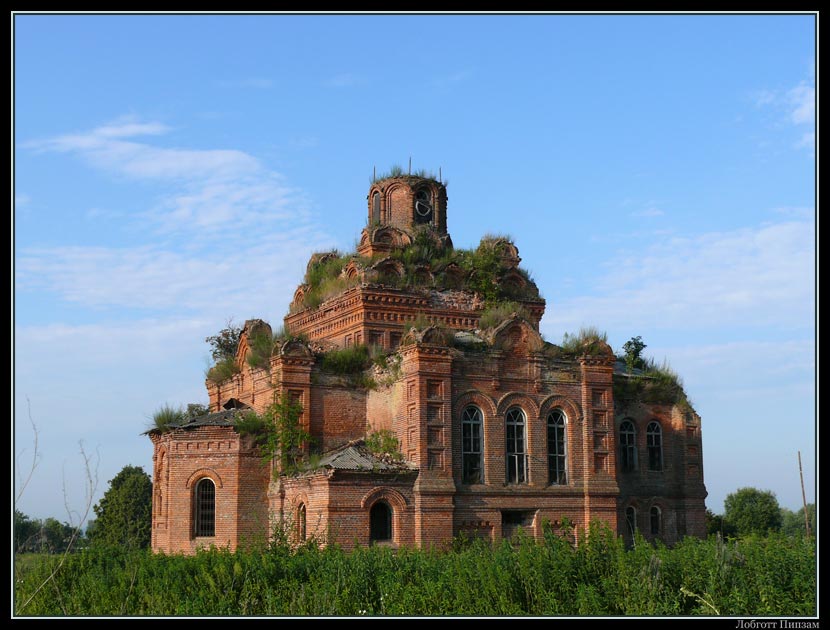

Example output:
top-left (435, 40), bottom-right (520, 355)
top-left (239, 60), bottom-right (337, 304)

top-left (366, 175), bottom-right (448, 235)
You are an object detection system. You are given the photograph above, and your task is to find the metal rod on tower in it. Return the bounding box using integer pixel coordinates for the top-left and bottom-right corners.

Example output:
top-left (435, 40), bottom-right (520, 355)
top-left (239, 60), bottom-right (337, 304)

top-left (439, 167), bottom-right (442, 183)
top-left (373, 165), bottom-right (376, 181)
top-left (408, 157), bottom-right (411, 174)
top-left (798, 451), bottom-right (811, 537)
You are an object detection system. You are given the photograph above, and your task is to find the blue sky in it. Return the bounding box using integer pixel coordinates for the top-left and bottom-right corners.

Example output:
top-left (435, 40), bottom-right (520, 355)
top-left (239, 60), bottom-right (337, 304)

top-left (13, 13), bottom-right (815, 524)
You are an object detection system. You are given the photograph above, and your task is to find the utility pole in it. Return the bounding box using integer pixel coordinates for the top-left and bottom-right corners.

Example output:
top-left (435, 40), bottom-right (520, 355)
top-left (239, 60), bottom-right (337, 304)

top-left (798, 451), bottom-right (812, 538)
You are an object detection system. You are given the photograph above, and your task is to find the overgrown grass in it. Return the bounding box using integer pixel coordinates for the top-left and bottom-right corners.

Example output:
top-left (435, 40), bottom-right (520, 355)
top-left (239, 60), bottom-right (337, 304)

top-left (205, 357), bottom-right (241, 384)
top-left (320, 345), bottom-right (371, 375)
top-left (478, 302), bottom-right (532, 329)
top-left (149, 404), bottom-right (185, 432)
top-left (292, 231), bottom-right (541, 312)
top-left (560, 326), bottom-right (610, 356)
top-left (614, 358), bottom-right (690, 407)
top-left (365, 429), bottom-right (403, 461)
top-left (15, 529), bottom-right (816, 616)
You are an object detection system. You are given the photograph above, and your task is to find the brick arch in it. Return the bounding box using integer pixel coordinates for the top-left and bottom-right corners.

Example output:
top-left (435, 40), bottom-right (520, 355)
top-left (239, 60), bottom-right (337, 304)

top-left (454, 389), bottom-right (497, 417)
top-left (292, 492), bottom-right (310, 509)
top-left (360, 486), bottom-right (407, 511)
top-left (185, 468), bottom-right (224, 489)
top-left (539, 395), bottom-right (582, 424)
top-left (496, 392), bottom-right (540, 419)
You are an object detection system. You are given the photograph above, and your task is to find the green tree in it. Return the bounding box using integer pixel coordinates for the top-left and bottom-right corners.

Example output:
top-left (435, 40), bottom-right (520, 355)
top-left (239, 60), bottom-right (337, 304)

top-left (622, 335), bottom-right (647, 372)
top-left (237, 393), bottom-right (310, 473)
top-left (40, 517), bottom-right (73, 553)
top-left (14, 510), bottom-right (40, 553)
top-left (781, 504), bottom-right (815, 537)
top-left (705, 508), bottom-right (737, 538)
top-left (89, 465), bottom-right (152, 549)
top-left (723, 487), bottom-right (783, 536)
top-left (205, 320), bottom-right (243, 362)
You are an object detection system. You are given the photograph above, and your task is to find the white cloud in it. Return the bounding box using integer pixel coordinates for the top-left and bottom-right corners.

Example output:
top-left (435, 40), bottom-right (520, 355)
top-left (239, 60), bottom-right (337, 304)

top-left (787, 82), bottom-right (815, 125)
top-left (15, 193), bottom-right (31, 207)
top-left (325, 73), bottom-right (364, 88)
top-left (630, 206), bottom-right (664, 218)
top-left (795, 131), bottom-right (815, 150)
top-left (544, 218), bottom-right (815, 334)
top-left (217, 77), bottom-right (273, 89)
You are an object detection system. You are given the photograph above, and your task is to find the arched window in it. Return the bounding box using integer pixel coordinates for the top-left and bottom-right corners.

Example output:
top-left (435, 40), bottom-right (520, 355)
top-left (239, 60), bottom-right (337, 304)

top-left (462, 406), bottom-right (483, 484)
top-left (619, 420), bottom-right (637, 473)
top-left (547, 409), bottom-right (567, 484)
top-left (414, 188), bottom-right (433, 224)
top-left (370, 501), bottom-right (392, 542)
top-left (194, 478), bottom-right (215, 537)
top-left (650, 506), bottom-right (662, 535)
top-left (297, 503), bottom-right (307, 541)
top-left (372, 191), bottom-right (381, 224)
top-left (505, 407), bottom-right (527, 484)
top-left (625, 506), bottom-right (637, 537)
top-left (647, 421), bottom-right (663, 471)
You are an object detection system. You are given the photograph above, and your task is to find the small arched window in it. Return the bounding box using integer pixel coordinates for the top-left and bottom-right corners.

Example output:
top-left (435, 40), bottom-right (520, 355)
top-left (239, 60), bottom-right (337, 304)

top-left (505, 407), bottom-right (527, 484)
top-left (650, 506), bottom-right (662, 535)
top-left (370, 501), bottom-right (392, 542)
top-left (619, 420), bottom-right (637, 473)
top-left (547, 409), bottom-right (567, 485)
top-left (646, 421), bottom-right (663, 471)
top-left (372, 191), bottom-right (381, 224)
top-left (625, 506), bottom-right (637, 537)
top-left (194, 478), bottom-right (215, 537)
top-left (462, 406), bottom-right (483, 484)
top-left (297, 503), bottom-right (307, 541)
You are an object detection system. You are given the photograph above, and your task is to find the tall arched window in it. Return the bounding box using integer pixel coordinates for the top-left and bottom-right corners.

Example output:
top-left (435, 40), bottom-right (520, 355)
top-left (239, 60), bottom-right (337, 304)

top-left (462, 406), bottom-right (483, 484)
top-left (194, 478), bottom-right (215, 537)
top-left (370, 501), bottom-right (392, 542)
top-left (505, 407), bottom-right (527, 484)
top-left (619, 420), bottom-right (637, 473)
top-left (650, 506), bottom-right (662, 535)
top-left (625, 506), bottom-right (637, 537)
top-left (297, 503), bottom-right (307, 541)
top-left (372, 191), bottom-right (381, 224)
top-left (646, 421), bottom-right (663, 471)
top-left (547, 409), bottom-right (567, 484)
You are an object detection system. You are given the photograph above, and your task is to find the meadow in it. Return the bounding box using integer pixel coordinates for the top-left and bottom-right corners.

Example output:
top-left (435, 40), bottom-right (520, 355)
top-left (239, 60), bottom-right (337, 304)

top-left (15, 525), bottom-right (815, 617)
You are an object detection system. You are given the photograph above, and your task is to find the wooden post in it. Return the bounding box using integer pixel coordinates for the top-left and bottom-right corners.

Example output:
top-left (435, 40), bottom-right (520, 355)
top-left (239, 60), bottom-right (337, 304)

top-left (798, 451), bottom-right (811, 537)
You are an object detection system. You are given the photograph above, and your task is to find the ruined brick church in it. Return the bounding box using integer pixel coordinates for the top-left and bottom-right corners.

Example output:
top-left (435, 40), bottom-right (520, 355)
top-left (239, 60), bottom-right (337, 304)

top-left (148, 173), bottom-right (707, 554)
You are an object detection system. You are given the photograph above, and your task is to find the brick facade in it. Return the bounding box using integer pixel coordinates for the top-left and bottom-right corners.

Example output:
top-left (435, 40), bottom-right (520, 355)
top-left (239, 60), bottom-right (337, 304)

top-left (149, 174), bottom-right (707, 554)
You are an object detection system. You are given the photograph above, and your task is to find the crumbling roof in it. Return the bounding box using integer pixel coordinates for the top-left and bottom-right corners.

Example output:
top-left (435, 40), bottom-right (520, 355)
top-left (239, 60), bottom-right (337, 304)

top-left (173, 409), bottom-right (241, 429)
top-left (315, 440), bottom-right (416, 473)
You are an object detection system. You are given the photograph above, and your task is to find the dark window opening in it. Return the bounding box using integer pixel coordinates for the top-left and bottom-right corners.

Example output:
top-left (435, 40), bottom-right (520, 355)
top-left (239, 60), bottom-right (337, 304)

top-left (297, 503), bottom-right (307, 541)
top-left (547, 409), bottom-right (567, 484)
top-left (194, 478), bottom-right (215, 537)
top-left (370, 501), bottom-right (392, 542)
top-left (372, 191), bottom-right (381, 224)
top-left (506, 407), bottom-right (527, 484)
top-left (625, 506), bottom-right (637, 537)
top-left (502, 510), bottom-right (535, 539)
top-left (647, 421), bottom-right (663, 471)
top-left (650, 506), bottom-right (662, 535)
top-left (619, 420), bottom-right (637, 473)
top-left (462, 406), bottom-right (483, 484)
top-left (414, 189), bottom-right (433, 224)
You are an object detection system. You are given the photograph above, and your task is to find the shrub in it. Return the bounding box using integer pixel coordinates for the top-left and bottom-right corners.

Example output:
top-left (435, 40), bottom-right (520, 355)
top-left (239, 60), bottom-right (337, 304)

top-left (206, 357), bottom-right (241, 384)
top-left (365, 429), bottom-right (402, 460)
top-left (560, 326), bottom-right (609, 356)
top-left (150, 404), bottom-right (184, 432)
top-left (477, 301), bottom-right (531, 329)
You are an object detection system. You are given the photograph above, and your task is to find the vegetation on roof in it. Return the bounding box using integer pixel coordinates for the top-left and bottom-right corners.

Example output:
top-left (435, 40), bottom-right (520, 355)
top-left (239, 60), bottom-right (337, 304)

top-left (559, 326), bottom-right (610, 357)
top-left (614, 357), bottom-right (691, 408)
top-left (372, 164), bottom-right (441, 183)
top-left (235, 393), bottom-right (312, 475)
top-left (477, 301), bottom-right (533, 330)
top-left (290, 228), bottom-right (541, 314)
top-left (364, 429), bottom-right (403, 462)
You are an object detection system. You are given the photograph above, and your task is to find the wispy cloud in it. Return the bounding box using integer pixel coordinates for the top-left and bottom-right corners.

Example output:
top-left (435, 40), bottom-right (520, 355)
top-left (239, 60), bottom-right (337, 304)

top-left (545, 217), bottom-right (815, 334)
top-left (630, 206), bottom-right (665, 218)
top-left (752, 79), bottom-right (815, 150)
top-left (324, 73), bottom-right (364, 88)
top-left (20, 116), bottom-right (335, 316)
top-left (216, 77), bottom-right (273, 89)
top-left (15, 193), bottom-right (31, 207)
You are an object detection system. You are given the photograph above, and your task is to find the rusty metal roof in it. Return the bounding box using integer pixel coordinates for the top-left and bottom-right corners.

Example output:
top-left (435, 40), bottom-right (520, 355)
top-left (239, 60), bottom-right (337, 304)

top-left (316, 441), bottom-right (416, 473)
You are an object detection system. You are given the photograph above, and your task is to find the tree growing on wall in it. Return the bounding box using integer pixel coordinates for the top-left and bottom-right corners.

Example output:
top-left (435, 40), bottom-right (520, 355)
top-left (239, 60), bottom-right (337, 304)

top-left (89, 465), bottom-right (152, 549)
top-left (622, 336), bottom-right (647, 372)
top-left (236, 393), bottom-right (311, 473)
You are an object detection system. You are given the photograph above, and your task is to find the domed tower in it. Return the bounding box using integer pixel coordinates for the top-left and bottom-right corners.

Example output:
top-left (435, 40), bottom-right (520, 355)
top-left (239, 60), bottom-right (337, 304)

top-left (358, 175), bottom-right (450, 257)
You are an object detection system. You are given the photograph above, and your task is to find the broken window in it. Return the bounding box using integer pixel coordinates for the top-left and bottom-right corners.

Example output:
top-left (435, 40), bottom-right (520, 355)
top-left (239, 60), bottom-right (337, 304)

top-left (505, 407), bottom-right (527, 484)
top-left (619, 420), bottom-right (637, 473)
top-left (625, 506), bottom-right (637, 538)
top-left (547, 409), bottom-right (567, 484)
top-left (462, 406), bottom-right (483, 484)
top-left (650, 506), bottom-right (662, 535)
top-left (370, 501), bottom-right (392, 542)
top-left (647, 421), bottom-right (663, 471)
